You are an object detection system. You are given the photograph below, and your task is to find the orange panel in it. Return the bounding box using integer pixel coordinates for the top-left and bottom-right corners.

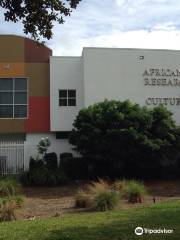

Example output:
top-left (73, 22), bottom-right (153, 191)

top-left (25, 97), bottom-right (50, 132)
top-left (0, 63), bottom-right (25, 77)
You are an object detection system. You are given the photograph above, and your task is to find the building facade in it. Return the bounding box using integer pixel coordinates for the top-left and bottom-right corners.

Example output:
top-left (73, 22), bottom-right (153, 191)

top-left (1, 35), bottom-right (180, 172)
top-left (0, 35), bottom-right (74, 171)
top-left (51, 47), bottom-right (180, 129)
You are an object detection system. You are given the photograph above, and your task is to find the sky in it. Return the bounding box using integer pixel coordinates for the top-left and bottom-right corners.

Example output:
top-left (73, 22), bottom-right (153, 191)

top-left (1, 0), bottom-right (180, 56)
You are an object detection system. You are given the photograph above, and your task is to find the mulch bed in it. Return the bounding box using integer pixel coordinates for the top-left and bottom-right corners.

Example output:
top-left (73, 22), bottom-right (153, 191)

top-left (16, 181), bottom-right (180, 220)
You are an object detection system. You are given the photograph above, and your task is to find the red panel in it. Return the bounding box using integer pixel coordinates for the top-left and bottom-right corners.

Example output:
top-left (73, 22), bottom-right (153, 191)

top-left (25, 38), bottom-right (52, 63)
top-left (25, 97), bottom-right (50, 132)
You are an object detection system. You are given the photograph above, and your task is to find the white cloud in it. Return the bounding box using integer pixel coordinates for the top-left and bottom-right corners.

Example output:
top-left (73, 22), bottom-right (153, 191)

top-left (116, 0), bottom-right (126, 7)
top-left (152, 22), bottom-right (177, 31)
top-left (1, 0), bottom-right (180, 56)
top-left (50, 29), bottom-right (180, 56)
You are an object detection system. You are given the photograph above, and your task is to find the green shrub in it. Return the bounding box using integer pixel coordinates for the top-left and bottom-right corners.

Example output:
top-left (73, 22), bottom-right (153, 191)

top-left (120, 180), bottom-right (147, 203)
top-left (20, 167), bottom-right (48, 186)
top-left (69, 100), bottom-right (180, 179)
top-left (60, 152), bottom-right (73, 162)
top-left (93, 191), bottom-right (119, 211)
top-left (29, 158), bottom-right (44, 171)
top-left (37, 137), bottom-right (51, 158)
top-left (87, 179), bottom-right (119, 211)
top-left (60, 154), bottom-right (89, 180)
top-left (20, 167), bottom-right (67, 186)
top-left (29, 157), bottom-right (37, 170)
top-left (19, 172), bottom-right (30, 186)
top-left (113, 180), bottom-right (124, 192)
top-left (29, 167), bottom-right (49, 186)
top-left (13, 195), bottom-right (24, 208)
top-left (0, 195), bottom-right (24, 221)
top-left (0, 178), bottom-right (24, 222)
top-left (0, 178), bottom-right (21, 197)
top-left (44, 152), bottom-right (58, 170)
top-left (87, 179), bottom-right (110, 196)
top-left (21, 154), bottom-right (68, 187)
top-left (46, 170), bottom-right (57, 185)
top-left (56, 170), bottom-right (67, 185)
top-left (75, 179), bottom-right (120, 211)
top-left (75, 190), bottom-right (92, 208)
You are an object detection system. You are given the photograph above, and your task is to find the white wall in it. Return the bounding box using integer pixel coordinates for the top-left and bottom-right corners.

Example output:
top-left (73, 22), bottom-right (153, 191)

top-left (50, 48), bottom-right (180, 129)
top-left (83, 48), bottom-right (180, 125)
top-left (50, 57), bottom-right (84, 131)
top-left (25, 133), bottom-right (77, 163)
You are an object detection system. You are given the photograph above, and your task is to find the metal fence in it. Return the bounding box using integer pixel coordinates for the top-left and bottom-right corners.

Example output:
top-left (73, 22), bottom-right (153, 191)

top-left (0, 141), bottom-right (26, 174)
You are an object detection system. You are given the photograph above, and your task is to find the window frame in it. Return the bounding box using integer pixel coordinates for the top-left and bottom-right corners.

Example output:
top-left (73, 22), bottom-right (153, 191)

top-left (59, 89), bottom-right (76, 107)
top-left (0, 77), bottom-right (29, 119)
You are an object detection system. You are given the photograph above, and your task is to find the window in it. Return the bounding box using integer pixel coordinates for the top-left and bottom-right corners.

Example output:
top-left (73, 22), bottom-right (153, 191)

top-left (59, 89), bottom-right (76, 107)
top-left (0, 78), bottom-right (28, 118)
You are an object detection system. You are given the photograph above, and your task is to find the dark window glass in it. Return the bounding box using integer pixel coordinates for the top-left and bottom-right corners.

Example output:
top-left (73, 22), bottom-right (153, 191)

top-left (68, 98), bottom-right (76, 106)
top-left (59, 99), bottom-right (67, 106)
top-left (14, 105), bottom-right (27, 118)
top-left (0, 78), bottom-right (13, 91)
top-left (59, 89), bottom-right (76, 107)
top-left (0, 105), bottom-right (13, 118)
top-left (14, 92), bottom-right (27, 104)
top-left (0, 92), bottom-right (13, 104)
top-left (59, 90), bottom-right (67, 98)
top-left (56, 132), bottom-right (71, 139)
top-left (0, 134), bottom-right (26, 141)
top-left (15, 78), bottom-right (27, 91)
top-left (0, 78), bottom-right (28, 118)
top-left (68, 90), bottom-right (76, 98)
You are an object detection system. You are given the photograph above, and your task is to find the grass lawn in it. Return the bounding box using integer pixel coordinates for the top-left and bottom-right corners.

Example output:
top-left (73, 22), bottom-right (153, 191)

top-left (0, 200), bottom-right (180, 240)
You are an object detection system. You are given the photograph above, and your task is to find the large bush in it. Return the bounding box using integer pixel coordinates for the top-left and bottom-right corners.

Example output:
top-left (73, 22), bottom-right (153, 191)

top-left (69, 100), bottom-right (180, 179)
top-left (60, 153), bottom-right (89, 180)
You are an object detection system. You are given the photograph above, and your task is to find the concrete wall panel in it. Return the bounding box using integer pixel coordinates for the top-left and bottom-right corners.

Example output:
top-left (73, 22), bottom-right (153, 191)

top-left (83, 48), bottom-right (180, 125)
top-left (50, 57), bottom-right (84, 131)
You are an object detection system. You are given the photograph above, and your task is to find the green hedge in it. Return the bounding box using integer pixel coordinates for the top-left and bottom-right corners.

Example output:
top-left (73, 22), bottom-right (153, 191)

top-left (20, 153), bottom-right (67, 186)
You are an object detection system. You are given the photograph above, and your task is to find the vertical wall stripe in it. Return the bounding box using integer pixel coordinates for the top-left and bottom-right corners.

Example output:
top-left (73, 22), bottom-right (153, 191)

top-left (25, 97), bottom-right (50, 132)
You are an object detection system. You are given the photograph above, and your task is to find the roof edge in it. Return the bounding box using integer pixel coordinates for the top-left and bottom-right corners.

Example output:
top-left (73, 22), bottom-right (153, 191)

top-left (0, 34), bottom-right (51, 51)
top-left (82, 47), bottom-right (180, 52)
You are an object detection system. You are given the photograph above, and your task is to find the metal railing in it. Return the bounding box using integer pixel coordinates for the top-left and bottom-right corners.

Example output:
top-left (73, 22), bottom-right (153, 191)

top-left (0, 141), bottom-right (26, 174)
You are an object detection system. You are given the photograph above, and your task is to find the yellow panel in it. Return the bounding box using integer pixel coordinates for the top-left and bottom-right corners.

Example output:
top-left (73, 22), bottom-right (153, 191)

top-left (0, 63), bottom-right (25, 77)
top-left (26, 63), bottom-right (50, 97)
top-left (0, 120), bottom-right (25, 133)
